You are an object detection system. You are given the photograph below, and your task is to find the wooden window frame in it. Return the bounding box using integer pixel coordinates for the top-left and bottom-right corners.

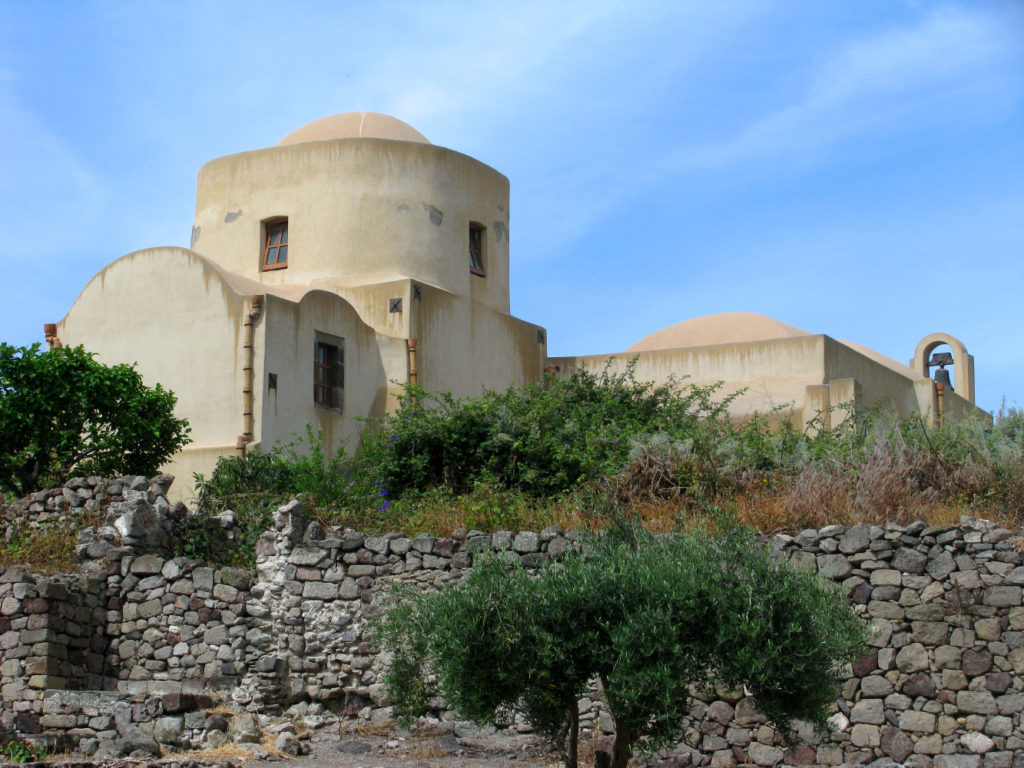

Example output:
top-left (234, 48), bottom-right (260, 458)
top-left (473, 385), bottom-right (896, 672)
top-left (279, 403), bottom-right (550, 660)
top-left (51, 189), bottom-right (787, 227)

top-left (469, 222), bottom-right (485, 277)
top-left (262, 218), bottom-right (289, 271)
top-left (313, 335), bottom-right (344, 412)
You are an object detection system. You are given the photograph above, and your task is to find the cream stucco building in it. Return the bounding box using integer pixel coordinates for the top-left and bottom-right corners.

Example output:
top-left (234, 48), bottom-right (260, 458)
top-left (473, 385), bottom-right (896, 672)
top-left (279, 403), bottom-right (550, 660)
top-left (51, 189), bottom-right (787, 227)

top-left (51, 112), bottom-right (986, 499)
top-left (547, 313), bottom-right (983, 430)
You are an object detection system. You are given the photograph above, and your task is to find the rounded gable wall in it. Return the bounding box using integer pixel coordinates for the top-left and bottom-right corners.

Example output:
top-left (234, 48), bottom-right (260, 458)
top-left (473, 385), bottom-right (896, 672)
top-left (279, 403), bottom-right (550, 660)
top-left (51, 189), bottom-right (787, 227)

top-left (56, 246), bottom-right (248, 456)
top-left (191, 139), bottom-right (511, 314)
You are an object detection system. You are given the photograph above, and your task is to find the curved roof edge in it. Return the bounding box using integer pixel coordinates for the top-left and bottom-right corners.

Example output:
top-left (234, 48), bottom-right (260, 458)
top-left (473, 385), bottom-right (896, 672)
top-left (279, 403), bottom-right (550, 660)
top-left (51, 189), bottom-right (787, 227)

top-left (58, 247), bottom-right (323, 325)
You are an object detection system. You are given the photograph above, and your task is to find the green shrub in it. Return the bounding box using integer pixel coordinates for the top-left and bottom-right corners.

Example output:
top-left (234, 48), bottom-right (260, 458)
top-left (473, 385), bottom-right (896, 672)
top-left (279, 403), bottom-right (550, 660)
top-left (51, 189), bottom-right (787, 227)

top-left (375, 526), bottom-right (868, 768)
top-left (0, 738), bottom-right (47, 763)
top-left (358, 365), bottom-right (734, 499)
top-left (177, 506), bottom-right (273, 569)
top-left (0, 343), bottom-right (190, 496)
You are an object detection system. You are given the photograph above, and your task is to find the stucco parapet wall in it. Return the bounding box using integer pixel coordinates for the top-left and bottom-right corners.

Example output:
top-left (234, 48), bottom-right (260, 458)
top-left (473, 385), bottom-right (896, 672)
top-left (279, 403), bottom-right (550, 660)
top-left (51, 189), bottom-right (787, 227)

top-left (548, 334), bottom-right (828, 379)
top-left (547, 332), bottom-right (987, 425)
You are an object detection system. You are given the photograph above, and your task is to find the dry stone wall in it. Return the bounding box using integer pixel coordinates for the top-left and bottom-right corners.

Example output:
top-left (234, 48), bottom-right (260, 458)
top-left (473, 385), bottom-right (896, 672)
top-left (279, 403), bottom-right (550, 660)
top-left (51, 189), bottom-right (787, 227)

top-left (1, 477), bottom-right (1023, 767)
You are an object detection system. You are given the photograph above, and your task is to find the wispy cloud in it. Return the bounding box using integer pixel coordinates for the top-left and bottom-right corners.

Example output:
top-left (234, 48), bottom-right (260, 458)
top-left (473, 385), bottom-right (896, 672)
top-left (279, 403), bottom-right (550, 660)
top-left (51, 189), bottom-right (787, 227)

top-left (0, 80), bottom-right (108, 260)
top-left (668, 4), bottom-right (1024, 174)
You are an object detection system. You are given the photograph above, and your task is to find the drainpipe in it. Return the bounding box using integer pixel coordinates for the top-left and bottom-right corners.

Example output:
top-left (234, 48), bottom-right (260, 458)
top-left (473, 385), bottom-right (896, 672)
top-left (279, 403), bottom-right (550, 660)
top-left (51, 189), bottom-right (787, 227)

top-left (935, 381), bottom-right (945, 428)
top-left (237, 295), bottom-right (263, 457)
top-left (406, 338), bottom-right (418, 388)
top-left (543, 365), bottom-right (561, 388)
top-left (43, 324), bottom-right (61, 349)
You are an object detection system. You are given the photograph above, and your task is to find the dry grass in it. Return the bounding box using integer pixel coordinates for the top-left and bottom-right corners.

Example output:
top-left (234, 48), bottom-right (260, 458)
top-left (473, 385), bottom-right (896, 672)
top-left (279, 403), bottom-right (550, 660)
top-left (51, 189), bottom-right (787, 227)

top-left (339, 720), bottom-right (395, 737)
top-left (406, 740), bottom-right (446, 759)
top-left (165, 742), bottom-right (257, 761)
top-left (201, 704), bottom-right (238, 715)
top-left (621, 482), bottom-right (1010, 536)
top-left (599, 436), bottom-right (1024, 534)
top-left (0, 511), bottom-right (100, 573)
top-left (322, 461), bottom-right (1022, 540)
top-left (257, 732), bottom-right (290, 759)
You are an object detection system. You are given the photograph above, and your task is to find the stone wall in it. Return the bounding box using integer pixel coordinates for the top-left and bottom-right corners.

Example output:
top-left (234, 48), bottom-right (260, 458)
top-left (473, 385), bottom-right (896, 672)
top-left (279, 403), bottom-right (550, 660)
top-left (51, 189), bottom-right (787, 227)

top-left (0, 568), bottom-right (109, 734)
top-left (1, 478), bottom-right (1023, 766)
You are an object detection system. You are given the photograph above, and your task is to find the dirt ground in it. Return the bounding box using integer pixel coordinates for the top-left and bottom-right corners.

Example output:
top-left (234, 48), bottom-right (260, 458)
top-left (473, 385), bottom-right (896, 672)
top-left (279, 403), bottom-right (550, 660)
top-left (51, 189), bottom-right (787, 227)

top-left (243, 724), bottom-right (561, 768)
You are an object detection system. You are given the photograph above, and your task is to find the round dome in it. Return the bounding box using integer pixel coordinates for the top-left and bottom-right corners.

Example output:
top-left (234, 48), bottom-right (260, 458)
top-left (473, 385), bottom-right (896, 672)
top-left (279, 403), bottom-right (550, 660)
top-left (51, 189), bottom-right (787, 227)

top-left (277, 112), bottom-right (430, 146)
top-left (626, 312), bottom-right (811, 352)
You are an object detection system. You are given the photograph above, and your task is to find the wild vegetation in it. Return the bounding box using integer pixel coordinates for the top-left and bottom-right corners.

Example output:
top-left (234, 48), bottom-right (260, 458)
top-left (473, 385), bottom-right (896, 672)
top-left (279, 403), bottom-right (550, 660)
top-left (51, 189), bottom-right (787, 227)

top-left (3, 361), bottom-right (1023, 569)
top-left (185, 365), bottom-right (1024, 567)
top-left (375, 526), bottom-right (868, 768)
top-left (0, 512), bottom-right (100, 573)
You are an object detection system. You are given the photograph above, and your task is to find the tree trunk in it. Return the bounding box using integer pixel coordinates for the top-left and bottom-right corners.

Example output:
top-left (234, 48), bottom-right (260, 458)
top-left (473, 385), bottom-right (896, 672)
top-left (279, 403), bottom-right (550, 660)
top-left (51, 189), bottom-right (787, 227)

top-left (565, 704), bottom-right (579, 768)
top-left (609, 721), bottom-right (633, 768)
top-left (595, 677), bottom-right (634, 768)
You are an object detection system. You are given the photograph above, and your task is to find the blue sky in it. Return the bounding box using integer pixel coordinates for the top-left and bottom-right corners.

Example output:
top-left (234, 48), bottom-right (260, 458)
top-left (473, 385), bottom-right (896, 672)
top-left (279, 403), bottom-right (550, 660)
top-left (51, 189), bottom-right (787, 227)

top-left (1, 1), bottom-right (1022, 413)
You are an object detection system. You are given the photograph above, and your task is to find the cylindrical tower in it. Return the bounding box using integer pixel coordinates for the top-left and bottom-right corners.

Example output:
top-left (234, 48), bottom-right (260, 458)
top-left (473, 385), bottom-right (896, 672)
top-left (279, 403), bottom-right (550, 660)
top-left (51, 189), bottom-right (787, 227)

top-left (191, 112), bottom-right (511, 313)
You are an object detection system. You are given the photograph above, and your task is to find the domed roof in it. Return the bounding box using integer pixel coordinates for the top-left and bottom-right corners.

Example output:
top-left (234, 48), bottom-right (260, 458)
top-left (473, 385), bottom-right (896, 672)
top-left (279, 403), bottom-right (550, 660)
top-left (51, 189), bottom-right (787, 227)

top-left (626, 312), bottom-right (811, 353)
top-left (277, 112), bottom-right (430, 146)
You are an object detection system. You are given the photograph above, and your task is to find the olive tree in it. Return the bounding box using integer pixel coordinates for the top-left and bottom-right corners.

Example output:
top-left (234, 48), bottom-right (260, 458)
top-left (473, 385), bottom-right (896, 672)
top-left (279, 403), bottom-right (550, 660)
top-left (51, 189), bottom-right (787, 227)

top-left (375, 528), bottom-right (867, 768)
top-left (0, 343), bottom-right (190, 496)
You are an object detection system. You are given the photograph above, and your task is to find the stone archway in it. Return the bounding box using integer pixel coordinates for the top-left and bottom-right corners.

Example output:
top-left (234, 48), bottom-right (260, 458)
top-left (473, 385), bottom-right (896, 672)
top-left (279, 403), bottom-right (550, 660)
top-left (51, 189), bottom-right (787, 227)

top-left (911, 333), bottom-right (975, 404)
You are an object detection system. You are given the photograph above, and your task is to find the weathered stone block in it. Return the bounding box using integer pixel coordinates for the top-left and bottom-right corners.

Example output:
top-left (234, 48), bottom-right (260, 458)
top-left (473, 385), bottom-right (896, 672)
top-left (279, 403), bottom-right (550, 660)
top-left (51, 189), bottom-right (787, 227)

top-left (895, 642), bottom-right (929, 672)
top-left (839, 525), bottom-right (869, 554)
top-left (411, 534), bottom-right (434, 554)
top-left (850, 698), bottom-right (884, 724)
top-left (898, 710), bottom-right (935, 732)
top-left (301, 582), bottom-right (338, 600)
top-left (962, 648), bottom-right (994, 676)
top-left (153, 716), bottom-right (184, 745)
top-left (203, 625), bottom-right (229, 645)
top-left (912, 620), bottom-right (949, 645)
top-left (817, 554), bottom-right (851, 580)
top-left (859, 675), bottom-right (893, 697)
top-left (850, 724), bottom-right (880, 747)
top-left (212, 583), bottom-right (239, 602)
top-left (902, 672), bottom-right (936, 697)
top-left (288, 547), bottom-right (328, 567)
top-left (880, 726), bottom-right (913, 762)
top-left (137, 599), bottom-right (162, 619)
top-left (983, 587), bottom-right (1021, 607)
top-left (933, 756), bottom-right (981, 768)
top-left (927, 552), bottom-right (957, 580)
top-left (957, 690), bottom-right (997, 715)
top-left (871, 569), bottom-right (902, 586)
top-left (892, 547), bottom-right (928, 574)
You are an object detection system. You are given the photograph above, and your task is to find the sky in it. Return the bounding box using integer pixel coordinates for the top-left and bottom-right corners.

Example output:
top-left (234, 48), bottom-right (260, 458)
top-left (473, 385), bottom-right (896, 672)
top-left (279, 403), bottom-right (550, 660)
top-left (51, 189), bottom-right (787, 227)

top-left (1, 0), bottom-right (1022, 414)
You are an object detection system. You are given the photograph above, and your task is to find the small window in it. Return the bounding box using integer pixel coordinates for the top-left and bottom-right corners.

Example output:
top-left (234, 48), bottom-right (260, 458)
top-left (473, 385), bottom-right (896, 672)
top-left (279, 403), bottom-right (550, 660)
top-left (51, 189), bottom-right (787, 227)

top-left (314, 337), bottom-right (344, 411)
top-left (469, 223), bottom-right (485, 276)
top-left (262, 219), bottom-right (288, 271)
